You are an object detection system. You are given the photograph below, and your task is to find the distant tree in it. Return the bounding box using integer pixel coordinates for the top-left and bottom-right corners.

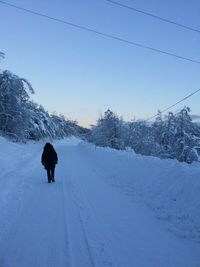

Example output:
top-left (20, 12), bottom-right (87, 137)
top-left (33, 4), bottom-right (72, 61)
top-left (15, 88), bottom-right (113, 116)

top-left (27, 102), bottom-right (54, 140)
top-left (51, 114), bottom-right (78, 138)
top-left (149, 107), bottom-right (200, 162)
top-left (126, 120), bottom-right (157, 155)
top-left (90, 109), bottom-right (125, 149)
top-left (89, 107), bottom-right (200, 163)
top-left (0, 62), bottom-right (86, 142)
top-left (152, 111), bottom-right (164, 144)
top-left (172, 107), bottom-right (200, 163)
top-left (62, 118), bottom-right (79, 136)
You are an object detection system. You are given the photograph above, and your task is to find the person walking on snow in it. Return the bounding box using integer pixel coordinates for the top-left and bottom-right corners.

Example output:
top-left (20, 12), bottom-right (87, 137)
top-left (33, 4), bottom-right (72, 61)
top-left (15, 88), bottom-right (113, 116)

top-left (41, 143), bottom-right (58, 183)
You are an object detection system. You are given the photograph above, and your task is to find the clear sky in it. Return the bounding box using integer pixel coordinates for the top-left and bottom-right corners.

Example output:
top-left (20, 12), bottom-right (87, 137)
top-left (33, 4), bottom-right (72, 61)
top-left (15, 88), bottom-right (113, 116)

top-left (0, 0), bottom-right (200, 127)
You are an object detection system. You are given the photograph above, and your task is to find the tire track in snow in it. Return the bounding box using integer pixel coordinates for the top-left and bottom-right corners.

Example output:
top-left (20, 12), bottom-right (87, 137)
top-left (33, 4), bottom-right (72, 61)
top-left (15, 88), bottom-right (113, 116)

top-left (58, 145), bottom-right (119, 267)
top-left (60, 175), bottom-right (73, 267)
top-left (63, 172), bottom-right (119, 267)
top-left (61, 176), bottom-right (96, 267)
top-left (72, 190), bottom-right (98, 267)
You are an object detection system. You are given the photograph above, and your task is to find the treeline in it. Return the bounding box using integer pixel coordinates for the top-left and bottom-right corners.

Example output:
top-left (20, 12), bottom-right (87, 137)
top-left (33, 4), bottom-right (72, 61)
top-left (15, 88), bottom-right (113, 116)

top-left (1, 53), bottom-right (200, 163)
top-left (0, 69), bottom-right (88, 142)
top-left (89, 108), bottom-right (200, 163)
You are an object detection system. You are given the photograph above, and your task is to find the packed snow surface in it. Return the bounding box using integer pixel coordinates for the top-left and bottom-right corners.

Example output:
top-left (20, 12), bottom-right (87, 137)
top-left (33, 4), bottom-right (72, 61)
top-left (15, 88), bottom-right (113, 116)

top-left (0, 136), bottom-right (199, 267)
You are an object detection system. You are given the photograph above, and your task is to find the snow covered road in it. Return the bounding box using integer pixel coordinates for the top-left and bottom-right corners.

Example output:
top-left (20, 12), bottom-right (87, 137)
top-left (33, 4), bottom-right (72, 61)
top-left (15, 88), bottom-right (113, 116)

top-left (0, 139), bottom-right (199, 267)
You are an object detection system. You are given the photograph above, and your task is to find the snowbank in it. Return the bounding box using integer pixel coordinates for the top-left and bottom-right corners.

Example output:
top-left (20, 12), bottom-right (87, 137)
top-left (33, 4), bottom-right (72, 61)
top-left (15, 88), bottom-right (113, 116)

top-left (77, 142), bottom-right (200, 241)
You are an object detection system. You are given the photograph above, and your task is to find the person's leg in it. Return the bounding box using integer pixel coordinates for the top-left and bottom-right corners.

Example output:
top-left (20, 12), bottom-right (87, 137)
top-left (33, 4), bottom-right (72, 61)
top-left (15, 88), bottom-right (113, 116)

top-left (51, 167), bottom-right (55, 182)
top-left (47, 168), bottom-right (51, 183)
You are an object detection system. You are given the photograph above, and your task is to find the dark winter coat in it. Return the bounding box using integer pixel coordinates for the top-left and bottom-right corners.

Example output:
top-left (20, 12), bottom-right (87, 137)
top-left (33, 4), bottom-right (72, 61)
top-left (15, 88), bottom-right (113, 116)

top-left (41, 143), bottom-right (58, 169)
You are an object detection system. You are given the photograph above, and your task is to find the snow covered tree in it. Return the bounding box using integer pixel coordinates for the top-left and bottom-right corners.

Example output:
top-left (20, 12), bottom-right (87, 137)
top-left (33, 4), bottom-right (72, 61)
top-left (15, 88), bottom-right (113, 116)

top-left (0, 70), bottom-right (34, 141)
top-left (152, 111), bottom-right (165, 144)
top-left (157, 111), bottom-right (177, 159)
top-left (27, 102), bottom-right (55, 140)
top-left (26, 104), bottom-right (81, 140)
top-left (51, 114), bottom-right (78, 138)
top-left (172, 107), bottom-right (200, 163)
top-left (126, 120), bottom-right (157, 155)
top-left (61, 118), bottom-right (80, 137)
top-left (90, 109), bottom-right (125, 149)
top-left (0, 60), bottom-right (87, 142)
top-left (89, 107), bottom-right (200, 163)
top-left (151, 108), bottom-right (200, 162)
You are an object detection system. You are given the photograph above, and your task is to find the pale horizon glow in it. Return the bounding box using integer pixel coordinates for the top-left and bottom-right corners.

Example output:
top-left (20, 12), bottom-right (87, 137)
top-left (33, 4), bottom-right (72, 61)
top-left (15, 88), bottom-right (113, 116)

top-left (0, 0), bottom-right (200, 127)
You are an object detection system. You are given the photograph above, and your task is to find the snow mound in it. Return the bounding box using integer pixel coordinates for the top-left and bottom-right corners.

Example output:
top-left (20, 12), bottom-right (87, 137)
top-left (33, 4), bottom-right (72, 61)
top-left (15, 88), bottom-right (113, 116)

top-left (81, 144), bottom-right (200, 241)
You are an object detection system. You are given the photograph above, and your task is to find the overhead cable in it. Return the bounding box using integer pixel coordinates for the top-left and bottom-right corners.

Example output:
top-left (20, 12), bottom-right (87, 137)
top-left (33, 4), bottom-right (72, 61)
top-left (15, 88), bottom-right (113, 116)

top-left (146, 88), bottom-right (200, 121)
top-left (0, 52), bottom-right (5, 58)
top-left (0, 0), bottom-right (200, 65)
top-left (105, 0), bottom-right (200, 34)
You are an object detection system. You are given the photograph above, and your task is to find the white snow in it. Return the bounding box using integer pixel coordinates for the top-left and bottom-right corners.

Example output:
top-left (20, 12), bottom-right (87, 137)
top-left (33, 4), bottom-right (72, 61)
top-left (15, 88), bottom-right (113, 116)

top-left (0, 137), bottom-right (199, 267)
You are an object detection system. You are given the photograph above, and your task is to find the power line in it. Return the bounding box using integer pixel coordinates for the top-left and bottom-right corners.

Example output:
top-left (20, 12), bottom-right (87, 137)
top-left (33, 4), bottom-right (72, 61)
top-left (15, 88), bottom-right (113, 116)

top-left (0, 0), bottom-right (200, 65)
top-left (0, 52), bottom-right (5, 58)
top-left (105, 0), bottom-right (200, 34)
top-left (146, 88), bottom-right (200, 121)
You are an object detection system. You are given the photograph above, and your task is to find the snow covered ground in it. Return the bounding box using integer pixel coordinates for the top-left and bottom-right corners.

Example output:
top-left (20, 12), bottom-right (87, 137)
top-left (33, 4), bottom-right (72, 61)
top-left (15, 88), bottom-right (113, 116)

top-left (0, 136), bottom-right (199, 267)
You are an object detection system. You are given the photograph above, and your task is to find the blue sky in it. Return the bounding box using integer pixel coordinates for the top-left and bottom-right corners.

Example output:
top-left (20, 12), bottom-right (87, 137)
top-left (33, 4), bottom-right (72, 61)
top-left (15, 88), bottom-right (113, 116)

top-left (0, 0), bottom-right (200, 127)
